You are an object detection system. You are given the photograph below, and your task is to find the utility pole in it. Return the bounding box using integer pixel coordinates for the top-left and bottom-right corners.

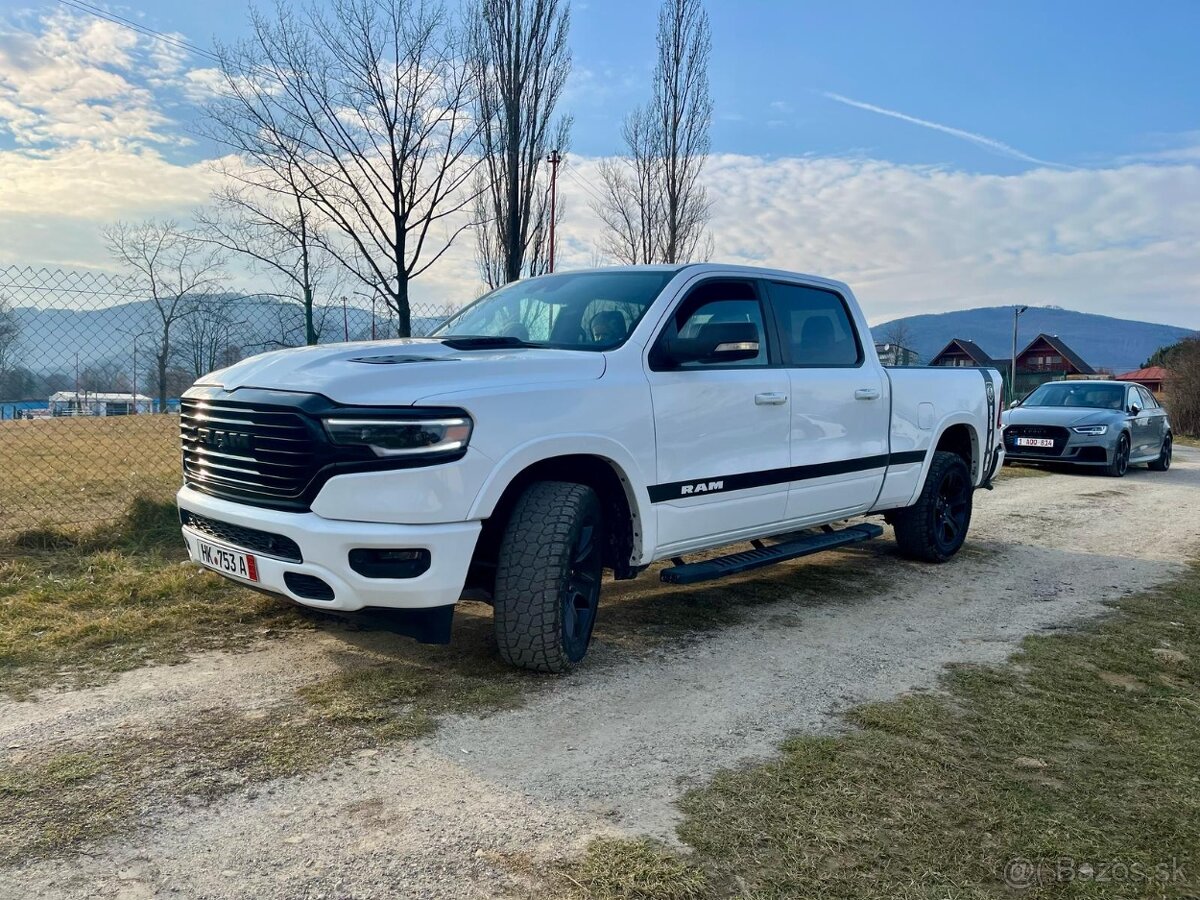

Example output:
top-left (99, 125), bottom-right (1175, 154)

top-left (547, 149), bottom-right (562, 273)
top-left (342, 296), bottom-right (349, 342)
top-left (371, 295), bottom-right (377, 341)
top-left (1011, 305), bottom-right (1029, 404)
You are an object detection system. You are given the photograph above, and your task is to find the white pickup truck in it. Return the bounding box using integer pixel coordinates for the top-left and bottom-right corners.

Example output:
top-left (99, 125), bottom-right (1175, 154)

top-left (178, 264), bottom-right (1004, 672)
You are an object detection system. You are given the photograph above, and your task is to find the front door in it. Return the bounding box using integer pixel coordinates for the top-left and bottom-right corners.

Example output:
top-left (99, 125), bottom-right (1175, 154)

top-left (646, 278), bottom-right (791, 553)
top-left (763, 280), bottom-right (891, 523)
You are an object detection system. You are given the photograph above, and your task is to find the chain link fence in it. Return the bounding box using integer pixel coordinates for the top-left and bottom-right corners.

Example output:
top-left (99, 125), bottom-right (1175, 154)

top-left (0, 266), bottom-right (457, 534)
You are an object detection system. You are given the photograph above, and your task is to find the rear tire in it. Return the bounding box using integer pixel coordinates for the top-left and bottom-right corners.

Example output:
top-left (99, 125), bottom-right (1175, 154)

top-left (892, 451), bottom-right (973, 563)
top-left (1148, 435), bottom-right (1172, 472)
top-left (1106, 433), bottom-right (1130, 478)
top-left (493, 481), bottom-right (604, 673)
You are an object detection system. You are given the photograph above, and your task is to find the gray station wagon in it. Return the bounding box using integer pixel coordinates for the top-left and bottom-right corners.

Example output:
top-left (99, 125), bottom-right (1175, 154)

top-left (1002, 380), bottom-right (1172, 477)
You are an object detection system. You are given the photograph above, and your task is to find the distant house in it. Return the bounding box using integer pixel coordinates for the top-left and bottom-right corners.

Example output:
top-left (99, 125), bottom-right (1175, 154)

top-left (1014, 334), bottom-right (1095, 377)
top-left (874, 342), bottom-right (921, 366)
top-left (1115, 366), bottom-right (1169, 398)
top-left (48, 391), bottom-right (152, 417)
top-left (928, 338), bottom-right (999, 368)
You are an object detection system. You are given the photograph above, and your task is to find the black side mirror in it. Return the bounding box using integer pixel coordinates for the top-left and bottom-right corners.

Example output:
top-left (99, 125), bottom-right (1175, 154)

top-left (666, 321), bottom-right (760, 365)
top-left (1129, 403), bottom-right (1141, 416)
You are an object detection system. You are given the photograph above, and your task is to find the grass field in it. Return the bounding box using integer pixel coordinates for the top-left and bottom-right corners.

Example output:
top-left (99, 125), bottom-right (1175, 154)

top-left (564, 562), bottom-right (1200, 899)
top-left (0, 415), bottom-right (181, 534)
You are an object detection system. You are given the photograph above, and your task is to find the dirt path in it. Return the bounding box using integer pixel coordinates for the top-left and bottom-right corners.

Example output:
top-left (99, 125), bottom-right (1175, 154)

top-left (3, 451), bottom-right (1198, 899)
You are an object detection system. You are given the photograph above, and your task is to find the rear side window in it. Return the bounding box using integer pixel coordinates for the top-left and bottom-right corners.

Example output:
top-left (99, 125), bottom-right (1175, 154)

top-left (766, 282), bottom-right (862, 367)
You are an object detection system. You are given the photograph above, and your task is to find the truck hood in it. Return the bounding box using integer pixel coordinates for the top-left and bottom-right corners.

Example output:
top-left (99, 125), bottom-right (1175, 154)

top-left (195, 339), bottom-right (607, 406)
top-left (1002, 406), bottom-right (1124, 428)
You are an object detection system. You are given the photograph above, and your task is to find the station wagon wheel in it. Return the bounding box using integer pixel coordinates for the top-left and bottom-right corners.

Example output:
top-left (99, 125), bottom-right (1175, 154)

top-left (1149, 435), bottom-right (1172, 472)
top-left (1106, 433), bottom-right (1130, 478)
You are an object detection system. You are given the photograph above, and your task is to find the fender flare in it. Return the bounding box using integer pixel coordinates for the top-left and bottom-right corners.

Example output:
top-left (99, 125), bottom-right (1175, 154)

top-left (467, 434), bottom-right (657, 564)
top-left (908, 415), bottom-right (981, 505)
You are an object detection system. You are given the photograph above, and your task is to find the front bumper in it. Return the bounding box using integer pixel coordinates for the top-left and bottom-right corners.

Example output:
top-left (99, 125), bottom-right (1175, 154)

top-left (1003, 430), bottom-right (1113, 466)
top-left (177, 485), bottom-right (481, 612)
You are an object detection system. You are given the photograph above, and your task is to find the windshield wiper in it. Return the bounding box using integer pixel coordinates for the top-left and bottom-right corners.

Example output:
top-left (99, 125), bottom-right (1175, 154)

top-left (439, 335), bottom-right (539, 350)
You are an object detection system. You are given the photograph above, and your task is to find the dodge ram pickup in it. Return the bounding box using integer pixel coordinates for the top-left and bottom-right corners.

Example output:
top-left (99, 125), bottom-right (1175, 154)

top-left (177, 264), bottom-right (1004, 672)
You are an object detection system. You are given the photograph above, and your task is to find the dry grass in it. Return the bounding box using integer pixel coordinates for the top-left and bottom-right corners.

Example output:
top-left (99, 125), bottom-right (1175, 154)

top-left (566, 562), bottom-right (1200, 899)
top-left (0, 415), bottom-right (180, 534)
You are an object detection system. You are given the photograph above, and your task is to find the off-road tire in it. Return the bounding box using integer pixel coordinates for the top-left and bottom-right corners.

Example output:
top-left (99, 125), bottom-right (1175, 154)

top-left (1106, 433), bottom-right (1130, 478)
top-left (493, 481), bottom-right (603, 673)
top-left (1148, 435), bottom-right (1172, 472)
top-left (892, 450), bottom-right (973, 563)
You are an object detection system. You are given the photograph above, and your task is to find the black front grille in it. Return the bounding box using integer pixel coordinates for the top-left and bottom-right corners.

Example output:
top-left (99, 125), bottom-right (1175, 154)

top-left (1005, 424), bottom-right (1070, 456)
top-left (180, 509), bottom-right (303, 562)
top-left (181, 397), bottom-right (320, 506)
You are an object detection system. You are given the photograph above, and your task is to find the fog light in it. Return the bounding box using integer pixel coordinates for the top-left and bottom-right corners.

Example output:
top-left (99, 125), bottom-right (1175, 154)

top-left (348, 548), bottom-right (431, 579)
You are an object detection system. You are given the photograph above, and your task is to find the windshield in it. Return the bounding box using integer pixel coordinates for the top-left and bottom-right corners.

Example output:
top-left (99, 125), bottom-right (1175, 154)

top-left (432, 270), bottom-right (679, 350)
top-left (1021, 382), bottom-right (1126, 410)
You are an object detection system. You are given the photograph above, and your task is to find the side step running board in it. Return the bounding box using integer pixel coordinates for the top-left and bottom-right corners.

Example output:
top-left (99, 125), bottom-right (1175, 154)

top-left (660, 523), bottom-right (883, 586)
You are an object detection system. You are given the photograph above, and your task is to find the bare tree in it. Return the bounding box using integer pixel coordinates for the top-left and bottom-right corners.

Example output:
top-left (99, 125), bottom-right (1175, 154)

top-left (1161, 337), bottom-right (1200, 437)
top-left (104, 221), bottom-right (225, 412)
top-left (195, 180), bottom-right (340, 346)
top-left (208, 0), bottom-right (482, 337)
top-left (594, 0), bottom-right (712, 264)
top-left (177, 296), bottom-right (244, 379)
top-left (0, 295), bottom-right (19, 379)
top-left (469, 0), bottom-right (571, 288)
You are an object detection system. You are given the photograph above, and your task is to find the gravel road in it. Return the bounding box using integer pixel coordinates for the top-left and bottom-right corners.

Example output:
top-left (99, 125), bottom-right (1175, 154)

top-left (3, 450), bottom-right (1198, 899)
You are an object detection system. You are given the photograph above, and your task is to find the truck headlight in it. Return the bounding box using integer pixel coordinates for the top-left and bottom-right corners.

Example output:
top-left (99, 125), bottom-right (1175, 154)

top-left (1072, 424), bottom-right (1108, 436)
top-left (323, 416), bottom-right (472, 458)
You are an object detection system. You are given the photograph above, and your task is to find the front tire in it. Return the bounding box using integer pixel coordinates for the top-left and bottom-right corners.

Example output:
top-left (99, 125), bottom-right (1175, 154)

top-left (493, 481), bottom-right (604, 673)
top-left (892, 451), bottom-right (973, 563)
top-left (1106, 433), bottom-right (1130, 478)
top-left (1148, 435), bottom-right (1172, 472)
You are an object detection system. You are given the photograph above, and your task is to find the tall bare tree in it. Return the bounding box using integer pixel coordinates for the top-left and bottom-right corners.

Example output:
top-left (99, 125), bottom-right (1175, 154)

top-left (103, 221), bottom-right (225, 412)
top-left (0, 295), bottom-right (19, 380)
top-left (469, 0), bottom-right (571, 288)
top-left (195, 177), bottom-right (338, 347)
top-left (208, 0), bottom-right (482, 337)
top-left (176, 296), bottom-right (244, 379)
top-left (594, 0), bottom-right (712, 264)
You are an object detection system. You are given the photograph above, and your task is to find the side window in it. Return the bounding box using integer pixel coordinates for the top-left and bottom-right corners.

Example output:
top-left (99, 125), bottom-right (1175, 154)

top-left (651, 280), bottom-right (768, 369)
top-left (766, 281), bottom-right (862, 367)
top-left (1137, 386), bottom-right (1157, 409)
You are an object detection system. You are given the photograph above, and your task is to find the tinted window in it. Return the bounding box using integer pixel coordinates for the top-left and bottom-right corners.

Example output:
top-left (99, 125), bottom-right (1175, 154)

top-left (1136, 386), bottom-right (1158, 409)
top-left (653, 280), bottom-right (768, 369)
top-left (1022, 382), bottom-right (1125, 409)
top-left (767, 282), bottom-right (861, 366)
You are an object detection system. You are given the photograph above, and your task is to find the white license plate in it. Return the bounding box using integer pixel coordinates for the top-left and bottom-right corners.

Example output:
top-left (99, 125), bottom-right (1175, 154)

top-left (1016, 437), bottom-right (1055, 448)
top-left (196, 539), bottom-right (259, 582)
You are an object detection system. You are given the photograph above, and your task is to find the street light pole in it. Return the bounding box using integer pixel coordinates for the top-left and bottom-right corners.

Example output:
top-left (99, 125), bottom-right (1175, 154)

top-left (1011, 305), bottom-right (1029, 404)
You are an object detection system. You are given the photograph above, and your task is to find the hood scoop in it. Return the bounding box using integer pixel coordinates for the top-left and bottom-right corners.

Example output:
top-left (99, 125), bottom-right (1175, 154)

top-left (349, 354), bottom-right (456, 365)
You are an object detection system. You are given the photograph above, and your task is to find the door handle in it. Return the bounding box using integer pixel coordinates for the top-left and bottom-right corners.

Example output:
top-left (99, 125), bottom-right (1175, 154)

top-left (755, 392), bottom-right (788, 406)
top-left (854, 388), bottom-right (881, 400)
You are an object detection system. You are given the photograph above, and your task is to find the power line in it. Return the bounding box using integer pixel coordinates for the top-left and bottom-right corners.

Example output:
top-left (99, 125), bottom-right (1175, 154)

top-left (55, 0), bottom-right (224, 67)
top-left (562, 161), bottom-right (607, 207)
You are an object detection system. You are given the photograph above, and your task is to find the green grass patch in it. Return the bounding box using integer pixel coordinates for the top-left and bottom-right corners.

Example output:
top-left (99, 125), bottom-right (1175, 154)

top-left (567, 563), bottom-right (1200, 899)
top-left (0, 497), bottom-right (308, 698)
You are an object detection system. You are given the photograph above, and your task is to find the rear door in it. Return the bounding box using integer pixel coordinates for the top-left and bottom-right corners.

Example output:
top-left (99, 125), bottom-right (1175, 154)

top-left (764, 280), bottom-right (891, 522)
top-left (645, 278), bottom-right (791, 552)
top-left (1135, 386), bottom-right (1167, 456)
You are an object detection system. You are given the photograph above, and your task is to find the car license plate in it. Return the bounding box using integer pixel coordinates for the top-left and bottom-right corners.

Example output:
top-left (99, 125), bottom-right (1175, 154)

top-left (196, 539), bottom-right (259, 582)
top-left (1016, 437), bottom-right (1055, 448)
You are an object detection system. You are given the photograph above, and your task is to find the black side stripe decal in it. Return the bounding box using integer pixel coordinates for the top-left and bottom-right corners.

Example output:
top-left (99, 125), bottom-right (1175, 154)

top-left (648, 450), bottom-right (928, 503)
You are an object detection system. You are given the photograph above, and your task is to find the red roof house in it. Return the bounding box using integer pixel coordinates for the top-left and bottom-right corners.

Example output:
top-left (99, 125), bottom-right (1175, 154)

top-left (1115, 366), bottom-right (1169, 396)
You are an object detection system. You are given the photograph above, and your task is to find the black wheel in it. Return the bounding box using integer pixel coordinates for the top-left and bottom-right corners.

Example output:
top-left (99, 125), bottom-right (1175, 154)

top-left (493, 481), bottom-right (603, 673)
top-left (892, 451), bottom-right (973, 563)
top-left (1106, 433), bottom-right (1130, 478)
top-left (1148, 435), bottom-right (1172, 472)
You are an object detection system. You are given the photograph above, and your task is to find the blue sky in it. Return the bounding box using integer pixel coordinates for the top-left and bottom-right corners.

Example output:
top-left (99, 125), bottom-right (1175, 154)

top-left (1, 0), bottom-right (1198, 327)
